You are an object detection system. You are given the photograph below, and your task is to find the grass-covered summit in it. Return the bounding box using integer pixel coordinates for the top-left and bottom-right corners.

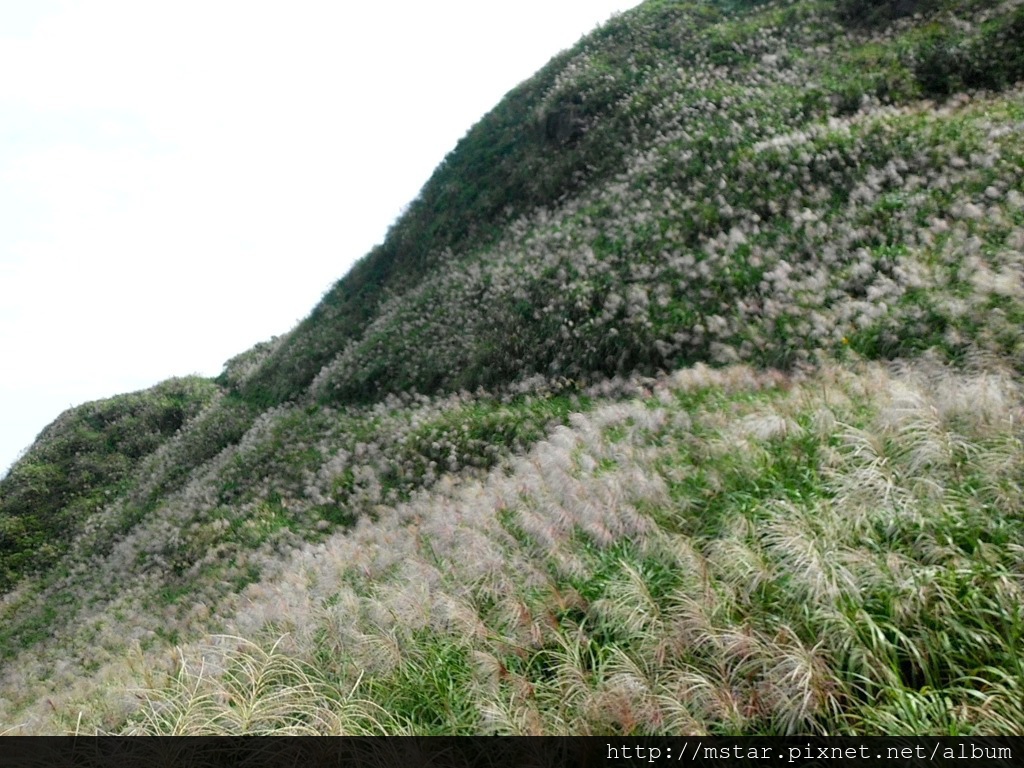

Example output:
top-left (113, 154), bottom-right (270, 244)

top-left (2, 0), bottom-right (1023, 735)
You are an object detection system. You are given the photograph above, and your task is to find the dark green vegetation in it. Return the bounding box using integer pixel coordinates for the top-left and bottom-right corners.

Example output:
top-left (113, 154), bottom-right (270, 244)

top-left (1, 0), bottom-right (1023, 735)
top-left (0, 377), bottom-right (217, 591)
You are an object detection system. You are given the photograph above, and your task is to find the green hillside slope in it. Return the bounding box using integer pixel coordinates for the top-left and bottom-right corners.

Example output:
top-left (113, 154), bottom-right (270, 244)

top-left (242, 0), bottom-right (1024, 406)
top-left (1, 0), bottom-right (1023, 735)
top-left (0, 378), bottom-right (218, 591)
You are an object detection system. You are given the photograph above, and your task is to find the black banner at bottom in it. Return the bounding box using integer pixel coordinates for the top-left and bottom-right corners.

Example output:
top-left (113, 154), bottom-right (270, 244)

top-left (0, 737), bottom-right (1019, 768)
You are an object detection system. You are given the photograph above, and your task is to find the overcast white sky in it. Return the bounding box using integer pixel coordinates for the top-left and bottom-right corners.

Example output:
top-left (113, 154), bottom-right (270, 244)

top-left (0, 0), bottom-right (643, 475)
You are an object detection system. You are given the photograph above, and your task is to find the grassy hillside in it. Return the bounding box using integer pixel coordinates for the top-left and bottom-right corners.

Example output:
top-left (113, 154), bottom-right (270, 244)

top-left (242, 0), bottom-right (1024, 405)
top-left (0, 377), bottom-right (218, 592)
top-left (1, 0), bottom-right (1023, 735)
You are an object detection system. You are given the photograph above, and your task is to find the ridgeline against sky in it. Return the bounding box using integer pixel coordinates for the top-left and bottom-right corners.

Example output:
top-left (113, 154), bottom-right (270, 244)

top-left (0, 0), bottom-right (642, 476)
